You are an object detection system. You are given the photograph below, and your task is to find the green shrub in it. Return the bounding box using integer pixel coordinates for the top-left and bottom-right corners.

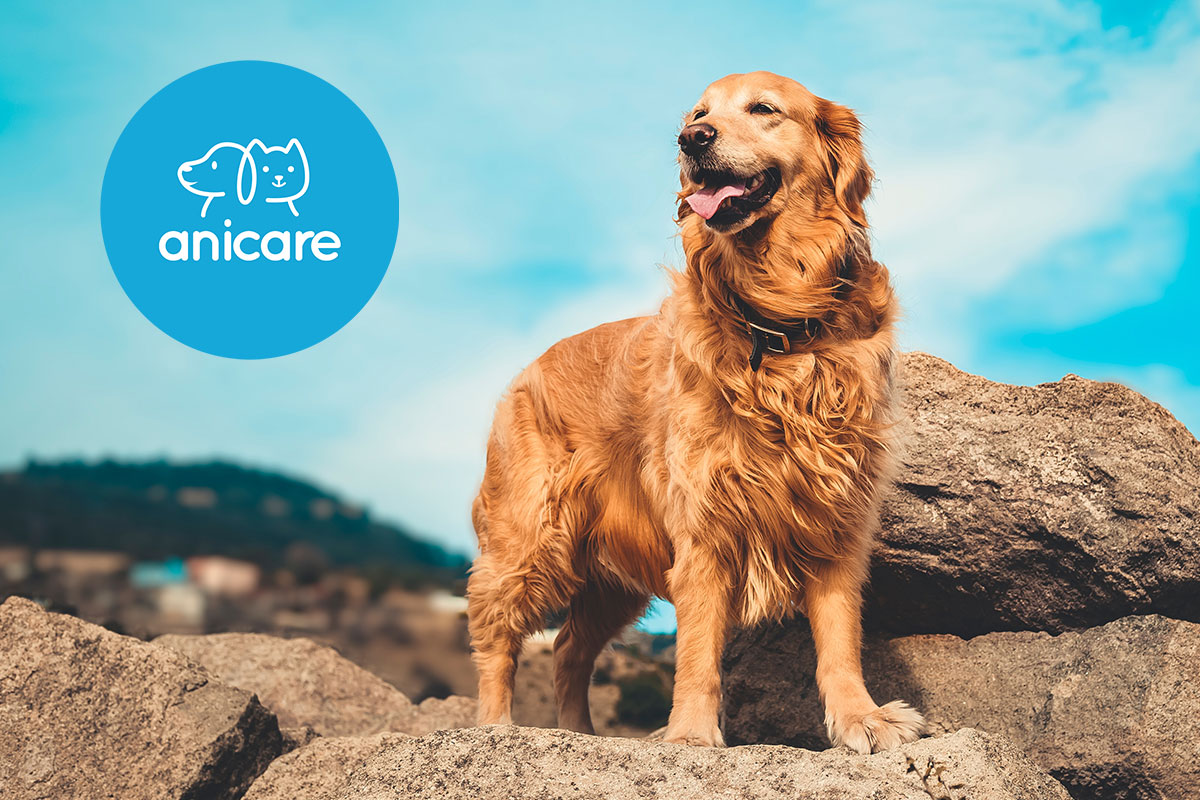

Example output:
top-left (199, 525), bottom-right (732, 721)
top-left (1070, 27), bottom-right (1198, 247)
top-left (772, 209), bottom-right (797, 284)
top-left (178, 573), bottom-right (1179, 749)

top-left (615, 671), bottom-right (670, 729)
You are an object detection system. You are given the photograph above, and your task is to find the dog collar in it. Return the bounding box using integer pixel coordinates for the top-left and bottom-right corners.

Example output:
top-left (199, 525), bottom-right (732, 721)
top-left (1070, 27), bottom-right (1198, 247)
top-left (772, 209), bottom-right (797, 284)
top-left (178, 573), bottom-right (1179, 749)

top-left (727, 292), bottom-right (822, 371)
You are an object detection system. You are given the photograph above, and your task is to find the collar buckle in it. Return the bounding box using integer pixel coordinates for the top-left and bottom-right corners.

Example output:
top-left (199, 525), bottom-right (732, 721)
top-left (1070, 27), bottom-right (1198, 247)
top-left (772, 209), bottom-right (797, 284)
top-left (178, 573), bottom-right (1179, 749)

top-left (746, 322), bottom-right (791, 355)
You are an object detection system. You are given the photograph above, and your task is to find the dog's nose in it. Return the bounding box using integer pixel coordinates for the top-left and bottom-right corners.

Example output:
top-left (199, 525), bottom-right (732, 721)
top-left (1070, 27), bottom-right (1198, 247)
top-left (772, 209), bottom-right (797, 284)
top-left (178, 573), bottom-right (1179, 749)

top-left (678, 123), bottom-right (717, 156)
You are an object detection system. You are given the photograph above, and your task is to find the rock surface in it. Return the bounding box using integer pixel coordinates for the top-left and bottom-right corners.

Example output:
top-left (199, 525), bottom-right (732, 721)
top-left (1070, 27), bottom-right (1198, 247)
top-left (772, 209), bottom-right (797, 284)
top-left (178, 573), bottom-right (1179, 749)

top-left (724, 614), bottom-right (1200, 800)
top-left (256, 725), bottom-right (1068, 800)
top-left (866, 353), bottom-right (1200, 637)
top-left (408, 694), bottom-right (479, 736)
top-left (0, 596), bottom-right (282, 800)
top-left (244, 732), bottom-right (410, 800)
top-left (156, 632), bottom-right (478, 737)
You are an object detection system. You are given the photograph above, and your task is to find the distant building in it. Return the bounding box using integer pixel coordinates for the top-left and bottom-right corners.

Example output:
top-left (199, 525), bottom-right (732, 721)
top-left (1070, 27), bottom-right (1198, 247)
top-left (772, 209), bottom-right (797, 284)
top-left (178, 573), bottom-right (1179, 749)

top-left (259, 494), bottom-right (291, 517)
top-left (0, 546), bottom-right (31, 583)
top-left (187, 556), bottom-right (260, 596)
top-left (308, 497), bottom-right (336, 520)
top-left (130, 557), bottom-right (187, 589)
top-left (272, 607), bottom-right (332, 632)
top-left (156, 583), bottom-right (206, 629)
top-left (34, 550), bottom-right (130, 577)
top-left (175, 486), bottom-right (217, 508)
top-left (428, 591), bottom-right (469, 615)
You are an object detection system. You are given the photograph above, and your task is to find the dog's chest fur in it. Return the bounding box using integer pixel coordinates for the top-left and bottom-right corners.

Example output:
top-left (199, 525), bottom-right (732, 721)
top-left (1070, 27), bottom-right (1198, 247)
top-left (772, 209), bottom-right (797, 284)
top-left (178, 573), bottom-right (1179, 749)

top-left (656, 340), bottom-right (897, 623)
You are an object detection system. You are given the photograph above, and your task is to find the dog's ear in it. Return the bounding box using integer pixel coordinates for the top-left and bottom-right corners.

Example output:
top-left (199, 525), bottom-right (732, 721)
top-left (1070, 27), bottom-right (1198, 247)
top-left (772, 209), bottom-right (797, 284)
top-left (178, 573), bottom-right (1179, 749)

top-left (815, 98), bottom-right (872, 227)
top-left (236, 144), bottom-right (257, 205)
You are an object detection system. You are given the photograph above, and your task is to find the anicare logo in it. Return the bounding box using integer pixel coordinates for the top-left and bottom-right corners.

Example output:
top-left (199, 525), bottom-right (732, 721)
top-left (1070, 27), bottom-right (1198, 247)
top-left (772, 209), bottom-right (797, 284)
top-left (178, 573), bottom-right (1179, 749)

top-left (163, 137), bottom-right (339, 265)
top-left (101, 61), bottom-right (399, 359)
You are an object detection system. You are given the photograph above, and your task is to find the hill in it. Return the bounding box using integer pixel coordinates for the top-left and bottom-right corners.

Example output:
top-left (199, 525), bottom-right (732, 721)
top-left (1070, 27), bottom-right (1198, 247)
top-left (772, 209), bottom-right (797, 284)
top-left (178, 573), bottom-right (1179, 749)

top-left (0, 457), bottom-right (468, 588)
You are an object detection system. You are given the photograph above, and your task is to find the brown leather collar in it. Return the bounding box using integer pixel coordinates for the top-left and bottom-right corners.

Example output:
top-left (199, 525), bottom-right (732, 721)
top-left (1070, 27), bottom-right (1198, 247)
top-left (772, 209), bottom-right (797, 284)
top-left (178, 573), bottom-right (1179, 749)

top-left (727, 291), bottom-right (822, 371)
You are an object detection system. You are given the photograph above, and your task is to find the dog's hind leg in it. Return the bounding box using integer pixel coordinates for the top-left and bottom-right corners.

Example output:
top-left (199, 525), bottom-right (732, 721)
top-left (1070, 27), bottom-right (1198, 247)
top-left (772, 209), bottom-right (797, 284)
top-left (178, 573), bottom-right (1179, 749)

top-left (467, 546), bottom-right (523, 726)
top-left (553, 577), bottom-right (649, 734)
top-left (468, 373), bottom-right (591, 725)
top-left (468, 514), bottom-right (582, 725)
top-left (468, 435), bottom-right (586, 725)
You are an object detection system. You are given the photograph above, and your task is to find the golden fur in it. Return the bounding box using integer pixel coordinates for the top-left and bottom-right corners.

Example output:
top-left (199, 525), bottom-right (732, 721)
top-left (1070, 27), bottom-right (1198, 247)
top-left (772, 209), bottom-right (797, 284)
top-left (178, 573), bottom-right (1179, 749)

top-left (467, 71), bottom-right (924, 752)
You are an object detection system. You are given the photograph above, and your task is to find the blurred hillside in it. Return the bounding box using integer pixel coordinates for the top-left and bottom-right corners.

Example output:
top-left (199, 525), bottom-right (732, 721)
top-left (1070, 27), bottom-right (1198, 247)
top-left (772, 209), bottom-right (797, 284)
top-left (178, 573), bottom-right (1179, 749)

top-left (0, 457), bottom-right (678, 724)
top-left (0, 458), bottom-right (469, 590)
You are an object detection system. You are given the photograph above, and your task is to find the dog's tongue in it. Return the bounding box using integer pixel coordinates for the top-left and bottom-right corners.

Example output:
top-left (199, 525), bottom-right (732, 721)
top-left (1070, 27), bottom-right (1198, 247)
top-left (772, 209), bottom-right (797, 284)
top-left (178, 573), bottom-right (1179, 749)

top-left (685, 182), bottom-right (746, 219)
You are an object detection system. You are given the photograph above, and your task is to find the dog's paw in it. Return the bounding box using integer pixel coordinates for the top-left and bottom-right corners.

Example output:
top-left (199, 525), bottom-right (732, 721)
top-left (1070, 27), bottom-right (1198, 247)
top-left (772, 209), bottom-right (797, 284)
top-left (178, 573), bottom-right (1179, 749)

top-left (663, 721), bottom-right (726, 747)
top-left (827, 700), bottom-right (925, 754)
top-left (643, 726), bottom-right (668, 742)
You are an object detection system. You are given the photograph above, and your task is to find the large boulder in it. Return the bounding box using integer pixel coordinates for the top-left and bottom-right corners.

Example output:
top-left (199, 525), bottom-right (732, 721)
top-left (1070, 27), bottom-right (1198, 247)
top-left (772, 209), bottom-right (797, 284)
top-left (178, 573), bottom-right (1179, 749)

top-left (244, 732), bottom-right (410, 800)
top-left (244, 725), bottom-right (1068, 800)
top-left (155, 632), bottom-right (478, 738)
top-left (723, 614), bottom-right (1200, 800)
top-left (0, 596), bottom-right (282, 800)
top-left (867, 353), bottom-right (1200, 636)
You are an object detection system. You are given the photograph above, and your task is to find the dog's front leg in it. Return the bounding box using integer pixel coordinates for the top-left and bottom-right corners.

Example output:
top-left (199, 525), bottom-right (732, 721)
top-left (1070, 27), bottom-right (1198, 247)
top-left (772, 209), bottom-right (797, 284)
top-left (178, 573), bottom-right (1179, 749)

top-left (805, 554), bottom-right (924, 753)
top-left (663, 538), bottom-right (730, 747)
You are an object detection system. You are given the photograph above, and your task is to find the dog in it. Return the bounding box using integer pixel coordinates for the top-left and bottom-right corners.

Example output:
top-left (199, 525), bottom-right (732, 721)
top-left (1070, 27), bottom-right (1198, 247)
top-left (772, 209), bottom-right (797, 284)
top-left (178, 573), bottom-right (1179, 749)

top-left (467, 71), bottom-right (924, 753)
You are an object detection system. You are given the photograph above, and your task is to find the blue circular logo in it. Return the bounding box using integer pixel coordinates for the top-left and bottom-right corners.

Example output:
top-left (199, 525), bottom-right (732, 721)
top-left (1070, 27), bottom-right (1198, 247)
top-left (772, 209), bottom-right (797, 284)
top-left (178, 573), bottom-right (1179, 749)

top-left (101, 61), bottom-right (399, 359)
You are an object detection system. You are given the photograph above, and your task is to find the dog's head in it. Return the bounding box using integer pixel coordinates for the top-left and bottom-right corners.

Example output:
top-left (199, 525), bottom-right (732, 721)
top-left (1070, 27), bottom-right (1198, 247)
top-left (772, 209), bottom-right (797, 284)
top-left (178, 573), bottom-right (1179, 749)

top-left (677, 72), bottom-right (871, 236)
top-left (178, 142), bottom-right (247, 200)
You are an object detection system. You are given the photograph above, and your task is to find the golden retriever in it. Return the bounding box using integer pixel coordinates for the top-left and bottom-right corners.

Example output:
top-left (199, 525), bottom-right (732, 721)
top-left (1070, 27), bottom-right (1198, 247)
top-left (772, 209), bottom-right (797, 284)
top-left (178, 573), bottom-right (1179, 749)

top-left (467, 71), bottom-right (924, 753)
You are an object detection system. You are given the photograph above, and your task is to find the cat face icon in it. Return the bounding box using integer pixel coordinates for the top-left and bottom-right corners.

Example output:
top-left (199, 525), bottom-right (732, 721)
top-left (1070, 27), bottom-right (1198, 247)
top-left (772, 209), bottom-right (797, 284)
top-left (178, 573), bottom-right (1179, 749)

top-left (177, 142), bottom-right (249, 218)
top-left (243, 138), bottom-right (309, 217)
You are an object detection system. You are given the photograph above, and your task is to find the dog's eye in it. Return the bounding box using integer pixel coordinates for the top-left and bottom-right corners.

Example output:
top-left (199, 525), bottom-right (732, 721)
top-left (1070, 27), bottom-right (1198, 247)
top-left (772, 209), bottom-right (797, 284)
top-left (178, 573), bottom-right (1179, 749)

top-left (692, 109), bottom-right (708, 121)
top-left (750, 103), bottom-right (778, 115)
top-left (211, 161), bottom-right (218, 169)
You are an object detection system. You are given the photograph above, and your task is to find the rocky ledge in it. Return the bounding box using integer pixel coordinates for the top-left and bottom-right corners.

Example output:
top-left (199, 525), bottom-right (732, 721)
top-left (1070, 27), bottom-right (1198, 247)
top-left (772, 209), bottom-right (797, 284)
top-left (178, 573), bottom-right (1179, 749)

top-left (246, 725), bottom-right (1069, 800)
top-left (2, 353), bottom-right (1197, 800)
top-left (0, 597), bottom-right (1071, 799)
top-left (725, 615), bottom-right (1200, 799)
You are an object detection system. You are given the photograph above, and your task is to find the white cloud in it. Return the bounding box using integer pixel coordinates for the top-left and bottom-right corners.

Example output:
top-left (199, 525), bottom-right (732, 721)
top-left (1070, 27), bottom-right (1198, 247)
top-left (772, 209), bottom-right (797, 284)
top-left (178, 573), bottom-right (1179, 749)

top-left (862, 3), bottom-right (1200, 329)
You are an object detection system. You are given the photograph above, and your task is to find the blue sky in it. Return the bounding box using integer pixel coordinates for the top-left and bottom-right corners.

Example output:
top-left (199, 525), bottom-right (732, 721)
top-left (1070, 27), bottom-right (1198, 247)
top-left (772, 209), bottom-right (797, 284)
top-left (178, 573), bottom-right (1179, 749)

top-left (1, 2), bottom-right (1198, 633)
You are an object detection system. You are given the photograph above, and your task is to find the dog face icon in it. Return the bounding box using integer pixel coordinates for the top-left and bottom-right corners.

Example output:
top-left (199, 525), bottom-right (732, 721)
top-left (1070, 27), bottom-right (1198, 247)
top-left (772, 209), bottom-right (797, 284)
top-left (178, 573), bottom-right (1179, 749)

top-left (177, 142), bottom-right (249, 218)
top-left (244, 138), bottom-right (309, 217)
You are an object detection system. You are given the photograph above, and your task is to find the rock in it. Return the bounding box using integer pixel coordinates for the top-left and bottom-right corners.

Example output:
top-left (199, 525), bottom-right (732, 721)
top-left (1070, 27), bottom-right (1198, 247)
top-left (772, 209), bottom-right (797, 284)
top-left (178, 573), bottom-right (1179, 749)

top-left (867, 352), bottom-right (1200, 637)
top-left (723, 614), bottom-right (1200, 800)
top-left (0, 596), bottom-right (281, 800)
top-left (244, 732), bottom-right (410, 800)
top-left (280, 724), bottom-right (320, 752)
top-left (268, 725), bottom-right (1068, 800)
top-left (155, 632), bottom-right (477, 737)
top-left (408, 694), bottom-right (479, 736)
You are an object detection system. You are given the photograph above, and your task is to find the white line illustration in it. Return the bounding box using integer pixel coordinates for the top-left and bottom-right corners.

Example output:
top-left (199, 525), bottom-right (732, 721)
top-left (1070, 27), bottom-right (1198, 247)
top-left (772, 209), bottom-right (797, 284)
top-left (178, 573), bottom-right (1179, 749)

top-left (178, 139), bottom-right (309, 217)
top-left (244, 139), bottom-right (309, 217)
top-left (177, 142), bottom-right (250, 219)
